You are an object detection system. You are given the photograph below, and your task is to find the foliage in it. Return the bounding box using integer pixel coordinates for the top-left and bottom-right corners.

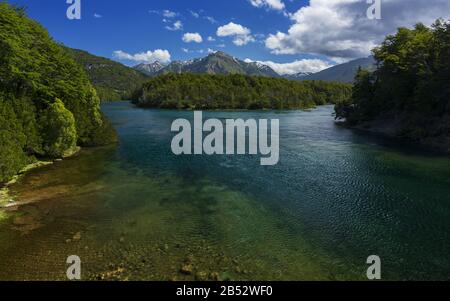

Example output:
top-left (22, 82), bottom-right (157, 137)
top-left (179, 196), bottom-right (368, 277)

top-left (39, 98), bottom-right (77, 158)
top-left (0, 94), bottom-right (28, 183)
top-left (0, 3), bottom-right (116, 183)
top-left (336, 20), bottom-right (450, 145)
top-left (133, 73), bottom-right (352, 110)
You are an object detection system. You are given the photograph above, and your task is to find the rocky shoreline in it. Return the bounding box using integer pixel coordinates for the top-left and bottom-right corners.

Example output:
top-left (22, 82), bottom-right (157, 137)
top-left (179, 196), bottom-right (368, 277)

top-left (0, 161), bottom-right (54, 209)
top-left (0, 147), bottom-right (81, 210)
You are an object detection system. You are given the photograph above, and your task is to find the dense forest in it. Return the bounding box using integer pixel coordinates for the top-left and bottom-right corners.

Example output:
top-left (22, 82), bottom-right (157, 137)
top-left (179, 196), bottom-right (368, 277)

top-left (0, 4), bottom-right (116, 183)
top-left (335, 20), bottom-right (450, 151)
top-left (65, 48), bottom-right (149, 101)
top-left (133, 73), bottom-right (352, 110)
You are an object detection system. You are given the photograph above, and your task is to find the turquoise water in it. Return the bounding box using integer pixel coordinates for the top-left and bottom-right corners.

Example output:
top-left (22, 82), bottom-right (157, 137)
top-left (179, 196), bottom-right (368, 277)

top-left (0, 102), bottom-right (449, 280)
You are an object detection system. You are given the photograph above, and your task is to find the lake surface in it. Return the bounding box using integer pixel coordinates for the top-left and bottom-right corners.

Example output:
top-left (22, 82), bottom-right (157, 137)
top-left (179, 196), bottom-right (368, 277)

top-left (0, 102), bottom-right (449, 280)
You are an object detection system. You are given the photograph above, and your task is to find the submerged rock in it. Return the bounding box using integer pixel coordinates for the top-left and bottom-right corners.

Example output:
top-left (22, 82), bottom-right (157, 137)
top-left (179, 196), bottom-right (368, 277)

top-left (180, 264), bottom-right (193, 275)
top-left (73, 232), bottom-right (82, 241)
top-left (195, 271), bottom-right (208, 281)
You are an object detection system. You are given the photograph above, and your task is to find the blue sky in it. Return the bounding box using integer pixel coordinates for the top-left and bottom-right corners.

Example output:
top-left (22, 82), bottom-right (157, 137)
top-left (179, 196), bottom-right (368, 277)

top-left (7, 0), bottom-right (450, 75)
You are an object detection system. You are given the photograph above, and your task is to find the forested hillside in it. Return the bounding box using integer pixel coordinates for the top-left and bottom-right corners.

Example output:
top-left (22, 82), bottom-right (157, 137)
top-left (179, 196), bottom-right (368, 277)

top-left (0, 4), bottom-right (116, 183)
top-left (66, 48), bottom-right (149, 101)
top-left (133, 73), bottom-right (352, 110)
top-left (335, 20), bottom-right (450, 151)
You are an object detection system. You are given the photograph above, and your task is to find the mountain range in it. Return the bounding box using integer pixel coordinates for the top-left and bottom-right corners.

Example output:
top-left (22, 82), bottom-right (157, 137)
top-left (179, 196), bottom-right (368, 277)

top-left (300, 57), bottom-right (376, 82)
top-left (135, 51), bottom-right (280, 78)
top-left (67, 48), bottom-right (375, 101)
top-left (133, 51), bottom-right (375, 83)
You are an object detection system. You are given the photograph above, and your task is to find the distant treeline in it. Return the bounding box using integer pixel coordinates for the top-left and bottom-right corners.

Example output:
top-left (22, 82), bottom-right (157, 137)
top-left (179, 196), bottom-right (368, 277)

top-left (132, 73), bottom-right (352, 110)
top-left (335, 19), bottom-right (450, 150)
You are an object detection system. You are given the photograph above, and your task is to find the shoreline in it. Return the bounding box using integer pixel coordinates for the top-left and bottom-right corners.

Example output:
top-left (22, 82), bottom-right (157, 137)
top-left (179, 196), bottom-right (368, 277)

top-left (337, 120), bottom-right (450, 155)
top-left (0, 147), bottom-right (81, 210)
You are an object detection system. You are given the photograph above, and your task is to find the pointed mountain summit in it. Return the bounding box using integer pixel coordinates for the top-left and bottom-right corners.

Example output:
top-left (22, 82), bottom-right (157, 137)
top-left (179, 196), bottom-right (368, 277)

top-left (136, 51), bottom-right (279, 77)
top-left (133, 61), bottom-right (165, 76)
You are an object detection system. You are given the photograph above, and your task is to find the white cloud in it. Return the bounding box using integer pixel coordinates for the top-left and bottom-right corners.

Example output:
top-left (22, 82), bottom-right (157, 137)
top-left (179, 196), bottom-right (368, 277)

top-left (113, 49), bottom-right (171, 63)
top-left (207, 36), bottom-right (216, 42)
top-left (182, 32), bottom-right (203, 43)
top-left (163, 10), bottom-right (178, 18)
top-left (94, 13), bottom-right (102, 18)
top-left (217, 22), bottom-right (251, 36)
top-left (249, 0), bottom-right (285, 11)
top-left (166, 20), bottom-right (183, 31)
top-left (233, 35), bottom-right (256, 46)
top-left (208, 48), bottom-right (217, 54)
top-left (244, 58), bottom-right (332, 75)
top-left (265, 0), bottom-right (450, 60)
top-left (204, 16), bottom-right (218, 24)
top-left (149, 9), bottom-right (179, 18)
top-left (217, 22), bottom-right (255, 46)
top-left (181, 48), bottom-right (190, 53)
top-left (189, 10), bottom-right (200, 18)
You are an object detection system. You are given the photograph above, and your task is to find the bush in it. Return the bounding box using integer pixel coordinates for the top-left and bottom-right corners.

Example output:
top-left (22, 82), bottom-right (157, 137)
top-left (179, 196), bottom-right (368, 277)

top-left (40, 99), bottom-right (77, 158)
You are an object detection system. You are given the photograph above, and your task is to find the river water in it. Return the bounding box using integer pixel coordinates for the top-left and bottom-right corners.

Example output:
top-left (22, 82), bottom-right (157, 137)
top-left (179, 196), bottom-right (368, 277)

top-left (0, 102), bottom-right (449, 280)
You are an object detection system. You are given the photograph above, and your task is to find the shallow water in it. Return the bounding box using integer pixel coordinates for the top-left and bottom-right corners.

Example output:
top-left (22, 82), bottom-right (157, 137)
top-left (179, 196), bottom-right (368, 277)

top-left (0, 102), bottom-right (449, 280)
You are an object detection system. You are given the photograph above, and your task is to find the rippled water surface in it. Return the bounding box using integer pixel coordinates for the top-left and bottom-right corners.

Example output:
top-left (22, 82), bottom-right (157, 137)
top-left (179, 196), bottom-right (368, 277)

top-left (0, 102), bottom-right (449, 280)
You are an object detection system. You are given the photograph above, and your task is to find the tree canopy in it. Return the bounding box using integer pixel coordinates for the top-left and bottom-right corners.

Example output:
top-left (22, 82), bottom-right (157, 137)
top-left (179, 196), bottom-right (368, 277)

top-left (0, 3), bottom-right (116, 183)
top-left (335, 20), bottom-right (450, 149)
top-left (133, 73), bottom-right (352, 110)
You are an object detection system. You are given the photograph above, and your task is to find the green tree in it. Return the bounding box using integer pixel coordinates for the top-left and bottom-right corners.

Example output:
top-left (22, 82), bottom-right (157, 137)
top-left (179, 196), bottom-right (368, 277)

top-left (40, 99), bottom-right (77, 158)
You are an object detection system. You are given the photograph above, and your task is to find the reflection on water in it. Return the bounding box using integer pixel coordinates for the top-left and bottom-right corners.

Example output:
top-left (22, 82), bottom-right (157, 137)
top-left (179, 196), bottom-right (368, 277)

top-left (0, 102), bottom-right (449, 280)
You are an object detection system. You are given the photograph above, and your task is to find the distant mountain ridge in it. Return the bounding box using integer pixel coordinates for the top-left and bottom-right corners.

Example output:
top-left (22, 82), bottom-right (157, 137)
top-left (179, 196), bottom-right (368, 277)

top-left (284, 72), bottom-right (314, 80)
top-left (66, 48), bottom-right (149, 101)
top-left (134, 61), bottom-right (165, 76)
top-left (299, 57), bottom-right (376, 83)
top-left (67, 49), bottom-right (375, 102)
top-left (133, 52), bottom-right (375, 83)
top-left (133, 51), bottom-right (279, 78)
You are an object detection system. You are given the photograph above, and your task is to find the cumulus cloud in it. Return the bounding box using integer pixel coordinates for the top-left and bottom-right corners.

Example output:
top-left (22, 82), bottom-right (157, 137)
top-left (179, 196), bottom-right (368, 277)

top-left (249, 0), bottom-right (285, 11)
top-left (244, 58), bottom-right (332, 75)
top-left (182, 32), bottom-right (203, 43)
top-left (207, 36), bottom-right (216, 42)
top-left (233, 35), bottom-right (256, 46)
top-left (265, 0), bottom-right (450, 60)
top-left (113, 49), bottom-right (171, 63)
top-left (217, 22), bottom-right (251, 36)
top-left (94, 13), bottom-right (102, 18)
top-left (166, 20), bottom-right (183, 31)
top-left (217, 22), bottom-right (255, 46)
